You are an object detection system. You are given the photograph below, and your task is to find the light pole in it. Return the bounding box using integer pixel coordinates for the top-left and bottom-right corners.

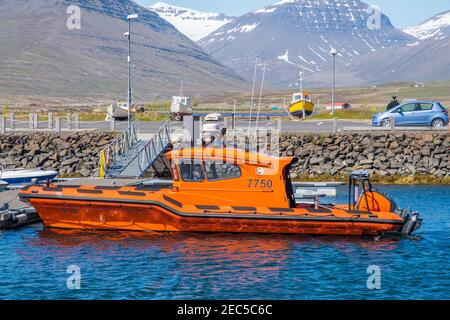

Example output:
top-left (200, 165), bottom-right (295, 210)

top-left (299, 70), bottom-right (304, 93)
top-left (255, 60), bottom-right (267, 129)
top-left (248, 57), bottom-right (259, 133)
top-left (299, 69), bottom-right (305, 118)
top-left (330, 48), bottom-right (337, 116)
top-left (125, 13), bottom-right (138, 126)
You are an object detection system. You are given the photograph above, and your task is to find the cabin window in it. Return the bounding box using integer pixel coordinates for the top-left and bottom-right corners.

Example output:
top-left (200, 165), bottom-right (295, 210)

top-left (178, 160), bottom-right (205, 182)
top-left (204, 161), bottom-right (241, 181)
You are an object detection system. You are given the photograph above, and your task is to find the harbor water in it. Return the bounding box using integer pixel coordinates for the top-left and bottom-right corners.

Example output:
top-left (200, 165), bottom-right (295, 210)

top-left (0, 185), bottom-right (448, 300)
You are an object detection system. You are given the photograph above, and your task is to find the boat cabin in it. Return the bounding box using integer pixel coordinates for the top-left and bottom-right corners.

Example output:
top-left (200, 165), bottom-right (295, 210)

top-left (171, 96), bottom-right (192, 109)
top-left (292, 92), bottom-right (312, 103)
top-left (166, 147), bottom-right (298, 208)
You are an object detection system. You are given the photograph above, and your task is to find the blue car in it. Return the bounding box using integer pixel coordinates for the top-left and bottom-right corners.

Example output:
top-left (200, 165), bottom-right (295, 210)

top-left (372, 100), bottom-right (449, 128)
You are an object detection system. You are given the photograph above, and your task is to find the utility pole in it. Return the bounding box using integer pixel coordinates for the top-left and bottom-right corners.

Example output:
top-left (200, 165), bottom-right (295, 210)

top-left (330, 48), bottom-right (337, 116)
top-left (299, 69), bottom-right (305, 118)
top-left (248, 57), bottom-right (259, 133)
top-left (255, 60), bottom-right (267, 129)
top-left (299, 69), bottom-right (304, 94)
top-left (125, 14), bottom-right (138, 126)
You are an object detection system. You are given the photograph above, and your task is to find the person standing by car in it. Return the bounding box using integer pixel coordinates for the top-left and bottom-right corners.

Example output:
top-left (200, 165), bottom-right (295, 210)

top-left (386, 96), bottom-right (400, 111)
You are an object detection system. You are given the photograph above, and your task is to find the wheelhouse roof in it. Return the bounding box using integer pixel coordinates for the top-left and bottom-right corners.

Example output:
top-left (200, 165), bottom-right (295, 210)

top-left (167, 147), bottom-right (294, 167)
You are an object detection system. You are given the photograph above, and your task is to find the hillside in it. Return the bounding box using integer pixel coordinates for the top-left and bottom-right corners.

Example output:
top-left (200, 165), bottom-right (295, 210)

top-left (0, 0), bottom-right (245, 103)
top-left (199, 0), bottom-right (414, 87)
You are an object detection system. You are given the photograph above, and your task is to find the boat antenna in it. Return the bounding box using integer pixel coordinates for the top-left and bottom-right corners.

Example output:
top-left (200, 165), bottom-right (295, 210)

top-left (248, 57), bottom-right (259, 133)
top-left (179, 80), bottom-right (184, 96)
top-left (299, 68), bottom-right (304, 94)
top-left (255, 60), bottom-right (267, 130)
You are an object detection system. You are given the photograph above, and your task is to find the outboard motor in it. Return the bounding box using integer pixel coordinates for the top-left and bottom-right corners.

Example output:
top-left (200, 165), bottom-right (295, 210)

top-left (399, 209), bottom-right (423, 236)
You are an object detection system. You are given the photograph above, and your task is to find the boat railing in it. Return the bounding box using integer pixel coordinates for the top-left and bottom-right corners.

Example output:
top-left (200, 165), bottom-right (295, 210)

top-left (99, 120), bottom-right (140, 178)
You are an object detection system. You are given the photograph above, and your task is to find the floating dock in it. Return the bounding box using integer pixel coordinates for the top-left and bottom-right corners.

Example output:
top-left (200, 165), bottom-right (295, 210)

top-left (0, 189), bottom-right (40, 229)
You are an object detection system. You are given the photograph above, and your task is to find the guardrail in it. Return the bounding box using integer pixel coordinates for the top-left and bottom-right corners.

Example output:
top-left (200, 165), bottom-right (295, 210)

top-left (121, 120), bottom-right (172, 178)
top-left (99, 121), bottom-right (140, 178)
top-left (342, 126), bottom-right (448, 132)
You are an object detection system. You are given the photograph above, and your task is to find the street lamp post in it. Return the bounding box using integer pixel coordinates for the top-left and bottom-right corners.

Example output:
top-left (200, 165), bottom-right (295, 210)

top-left (299, 69), bottom-right (305, 118)
top-left (330, 48), bottom-right (337, 116)
top-left (125, 14), bottom-right (138, 126)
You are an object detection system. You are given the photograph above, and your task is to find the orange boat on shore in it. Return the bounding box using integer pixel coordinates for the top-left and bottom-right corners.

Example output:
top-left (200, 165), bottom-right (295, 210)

top-left (19, 147), bottom-right (421, 237)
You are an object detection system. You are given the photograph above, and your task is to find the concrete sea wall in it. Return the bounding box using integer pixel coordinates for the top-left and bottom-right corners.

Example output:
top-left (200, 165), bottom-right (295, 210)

top-left (0, 132), bottom-right (116, 177)
top-left (280, 132), bottom-right (450, 183)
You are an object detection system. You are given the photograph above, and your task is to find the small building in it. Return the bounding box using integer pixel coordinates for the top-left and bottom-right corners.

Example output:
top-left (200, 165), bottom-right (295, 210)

top-left (325, 102), bottom-right (352, 111)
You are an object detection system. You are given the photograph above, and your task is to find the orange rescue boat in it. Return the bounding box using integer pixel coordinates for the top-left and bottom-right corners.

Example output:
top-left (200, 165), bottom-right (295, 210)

top-left (19, 147), bottom-right (422, 237)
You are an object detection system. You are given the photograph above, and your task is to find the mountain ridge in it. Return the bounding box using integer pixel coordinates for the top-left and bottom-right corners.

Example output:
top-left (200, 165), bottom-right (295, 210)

top-left (0, 0), bottom-right (246, 101)
top-left (149, 1), bottom-right (234, 41)
top-left (198, 0), bottom-right (415, 87)
top-left (403, 10), bottom-right (450, 40)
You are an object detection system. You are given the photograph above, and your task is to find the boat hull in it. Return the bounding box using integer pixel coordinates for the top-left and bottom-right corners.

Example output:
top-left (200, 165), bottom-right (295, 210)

top-left (1, 171), bottom-right (58, 185)
top-left (289, 100), bottom-right (314, 117)
top-left (27, 197), bottom-right (404, 236)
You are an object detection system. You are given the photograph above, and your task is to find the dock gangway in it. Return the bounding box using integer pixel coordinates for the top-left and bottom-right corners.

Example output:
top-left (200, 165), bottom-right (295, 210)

top-left (99, 120), bottom-right (172, 178)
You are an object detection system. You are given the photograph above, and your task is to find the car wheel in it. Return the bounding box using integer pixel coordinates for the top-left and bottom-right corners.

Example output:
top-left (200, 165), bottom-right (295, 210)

top-left (431, 118), bottom-right (445, 128)
top-left (380, 119), bottom-right (390, 127)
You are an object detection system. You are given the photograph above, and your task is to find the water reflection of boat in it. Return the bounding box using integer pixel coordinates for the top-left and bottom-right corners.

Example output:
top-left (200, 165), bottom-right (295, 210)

top-left (20, 146), bottom-right (421, 237)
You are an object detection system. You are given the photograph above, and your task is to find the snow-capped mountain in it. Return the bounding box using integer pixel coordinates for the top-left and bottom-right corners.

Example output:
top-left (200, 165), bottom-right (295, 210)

top-left (149, 2), bottom-right (234, 41)
top-left (199, 0), bottom-right (415, 87)
top-left (403, 11), bottom-right (450, 41)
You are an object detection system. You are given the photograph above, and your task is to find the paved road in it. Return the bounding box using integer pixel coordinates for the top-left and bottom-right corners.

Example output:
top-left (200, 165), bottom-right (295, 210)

top-left (5, 119), bottom-right (446, 134)
top-left (257, 120), bottom-right (370, 133)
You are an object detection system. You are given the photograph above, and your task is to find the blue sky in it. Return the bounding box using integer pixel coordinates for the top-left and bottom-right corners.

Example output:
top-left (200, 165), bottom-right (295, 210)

top-left (136, 0), bottom-right (450, 28)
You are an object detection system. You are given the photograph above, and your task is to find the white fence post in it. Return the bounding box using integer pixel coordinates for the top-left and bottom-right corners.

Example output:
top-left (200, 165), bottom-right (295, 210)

top-left (390, 117), bottom-right (396, 132)
top-left (67, 112), bottom-right (72, 130)
top-left (74, 113), bottom-right (79, 130)
top-left (0, 116), bottom-right (5, 134)
top-left (54, 116), bottom-right (61, 133)
top-left (29, 113), bottom-right (34, 129)
top-left (48, 112), bottom-right (53, 130)
top-left (9, 112), bottom-right (15, 130)
top-left (33, 113), bottom-right (38, 129)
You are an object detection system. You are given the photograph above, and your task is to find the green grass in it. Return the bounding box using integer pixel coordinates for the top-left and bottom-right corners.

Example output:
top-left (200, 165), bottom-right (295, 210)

top-left (144, 101), bottom-right (170, 112)
top-left (79, 113), bottom-right (106, 121)
top-left (136, 113), bottom-right (169, 122)
top-left (308, 107), bottom-right (381, 120)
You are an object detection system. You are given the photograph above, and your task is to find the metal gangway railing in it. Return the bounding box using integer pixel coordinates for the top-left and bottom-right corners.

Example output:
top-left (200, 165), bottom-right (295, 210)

top-left (99, 121), bottom-right (140, 178)
top-left (116, 120), bottom-right (172, 178)
top-left (99, 120), bottom-right (172, 178)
